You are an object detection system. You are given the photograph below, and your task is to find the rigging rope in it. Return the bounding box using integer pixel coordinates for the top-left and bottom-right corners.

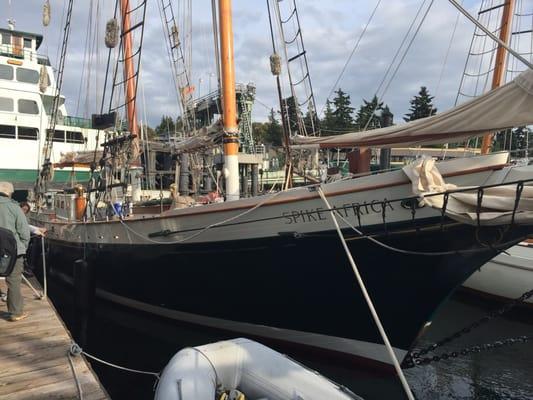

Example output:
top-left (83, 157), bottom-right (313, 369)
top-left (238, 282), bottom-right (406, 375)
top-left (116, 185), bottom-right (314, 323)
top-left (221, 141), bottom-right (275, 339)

top-left (113, 184), bottom-right (283, 245)
top-left (317, 187), bottom-right (415, 400)
top-left (319, 0), bottom-right (382, 116)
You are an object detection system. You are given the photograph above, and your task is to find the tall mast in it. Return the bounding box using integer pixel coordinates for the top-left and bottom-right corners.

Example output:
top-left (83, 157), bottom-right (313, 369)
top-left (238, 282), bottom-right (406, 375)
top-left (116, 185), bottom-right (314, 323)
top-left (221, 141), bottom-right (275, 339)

top-left (219, 0), bottom-right (239, 201)
top-left (480, 0), bottom-right (515, 154)
top-left (120, 0), bottom-right (139, 138)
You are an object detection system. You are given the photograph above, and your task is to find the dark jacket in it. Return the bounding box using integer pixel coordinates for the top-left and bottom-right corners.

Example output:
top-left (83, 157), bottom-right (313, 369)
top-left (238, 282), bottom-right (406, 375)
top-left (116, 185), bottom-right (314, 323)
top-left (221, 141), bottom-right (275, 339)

top-left (0, 196), bottom-right (30, 255)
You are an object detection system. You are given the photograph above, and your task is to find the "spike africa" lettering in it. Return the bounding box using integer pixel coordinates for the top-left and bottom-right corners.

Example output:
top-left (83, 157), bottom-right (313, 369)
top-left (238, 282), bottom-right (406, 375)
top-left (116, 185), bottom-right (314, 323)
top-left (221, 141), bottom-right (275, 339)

top-left (281, 200), bottom-right (394, 224)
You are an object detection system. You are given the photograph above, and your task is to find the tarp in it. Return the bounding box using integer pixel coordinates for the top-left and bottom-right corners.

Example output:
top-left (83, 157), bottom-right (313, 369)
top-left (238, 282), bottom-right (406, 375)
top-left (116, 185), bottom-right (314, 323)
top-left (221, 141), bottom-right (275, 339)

top-left (403, 156), bottom-right (533, 226)
top-left (293, 68), bottom-right (533, 148)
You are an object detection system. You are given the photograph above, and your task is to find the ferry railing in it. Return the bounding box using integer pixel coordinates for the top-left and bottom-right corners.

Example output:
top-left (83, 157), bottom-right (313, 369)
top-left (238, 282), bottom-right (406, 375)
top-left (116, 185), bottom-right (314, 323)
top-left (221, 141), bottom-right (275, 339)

top-left (0, 44), bottom-right (51, 66)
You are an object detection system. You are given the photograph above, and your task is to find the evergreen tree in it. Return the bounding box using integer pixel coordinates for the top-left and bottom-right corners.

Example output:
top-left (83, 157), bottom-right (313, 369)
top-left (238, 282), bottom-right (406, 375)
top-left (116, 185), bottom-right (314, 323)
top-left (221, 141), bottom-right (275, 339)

top-left (404, 86), bottom-right (437, 122)
top-left (355, 95), bottom-right (383, 130)
top-left (265, 108), bottom-right (282, 146)
top-left (331, 88), bottom-right (354, 130)
top-left (282, 96), bottom-right (301, 135)
top-left (493, 126), bottom-right (532, 156)
top-left (321, 99), bottom-right (336, 135)
top-left (155, 115), bottom-right (176, 137)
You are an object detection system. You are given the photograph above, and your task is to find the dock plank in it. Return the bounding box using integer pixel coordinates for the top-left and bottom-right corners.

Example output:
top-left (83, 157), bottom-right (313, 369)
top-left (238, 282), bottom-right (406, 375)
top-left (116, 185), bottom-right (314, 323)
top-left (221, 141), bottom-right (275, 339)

top-left (0, 279), bottom-right (110, 399)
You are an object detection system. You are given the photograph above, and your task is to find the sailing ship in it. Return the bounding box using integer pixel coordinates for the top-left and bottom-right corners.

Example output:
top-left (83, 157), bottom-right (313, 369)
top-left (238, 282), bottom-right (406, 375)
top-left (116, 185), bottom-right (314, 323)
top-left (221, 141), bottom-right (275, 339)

top-left (29, 0), bottom-right (533, 371)
top-left (455, 0), bottom-right (533, 305)
top-left (0, 25), bottom-right (102, 189)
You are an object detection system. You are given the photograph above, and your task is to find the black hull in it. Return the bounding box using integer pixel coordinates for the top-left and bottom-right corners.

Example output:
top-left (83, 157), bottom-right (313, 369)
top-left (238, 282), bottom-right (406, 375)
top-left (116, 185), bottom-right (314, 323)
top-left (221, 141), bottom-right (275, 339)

top-left (42, 218), bottom-right (530, 361)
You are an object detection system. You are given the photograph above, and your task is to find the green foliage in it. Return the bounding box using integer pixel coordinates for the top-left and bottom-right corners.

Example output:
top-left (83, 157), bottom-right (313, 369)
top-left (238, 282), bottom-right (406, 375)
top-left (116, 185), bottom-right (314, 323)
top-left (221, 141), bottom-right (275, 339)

top-left (155, 115), bottom-right (176, 136)
top-left (265, 108), bottom-right (283, 146)
top-left (253, 109), bottom-right (283, 146)
top-left (493, 126), bottom-right (532, 156)
top-left (321, 99), bottom-right (336, 135)
top-left (354, 95), bottom-right (383, 130)
top-left (404, 86), bottom-right (437, 122)
top-left (331, 88), bottom-right (355, 130)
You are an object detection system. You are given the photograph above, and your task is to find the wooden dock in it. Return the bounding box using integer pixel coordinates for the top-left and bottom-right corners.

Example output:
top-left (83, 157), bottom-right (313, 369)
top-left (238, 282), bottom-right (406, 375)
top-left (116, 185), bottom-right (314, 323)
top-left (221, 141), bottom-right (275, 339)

top-left (0, 277), bottom-right (110, 399)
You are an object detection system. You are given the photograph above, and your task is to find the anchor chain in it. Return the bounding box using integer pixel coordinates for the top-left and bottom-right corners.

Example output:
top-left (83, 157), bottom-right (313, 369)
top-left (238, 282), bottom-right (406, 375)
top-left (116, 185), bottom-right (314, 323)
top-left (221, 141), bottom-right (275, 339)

top-left (403, 288), bottom-right (533, 368)
top-left (404, 336), bottom-right (531, 367)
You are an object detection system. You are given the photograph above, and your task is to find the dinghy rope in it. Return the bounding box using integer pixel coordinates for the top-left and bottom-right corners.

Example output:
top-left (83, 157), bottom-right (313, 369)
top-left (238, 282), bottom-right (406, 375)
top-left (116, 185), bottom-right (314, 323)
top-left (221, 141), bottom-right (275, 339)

top-left (317, 187), bottom-right (416, 400)
top-left (403, 288), bottom-right (533, 368)
top-left (69, 342), bottom-right (160, 380)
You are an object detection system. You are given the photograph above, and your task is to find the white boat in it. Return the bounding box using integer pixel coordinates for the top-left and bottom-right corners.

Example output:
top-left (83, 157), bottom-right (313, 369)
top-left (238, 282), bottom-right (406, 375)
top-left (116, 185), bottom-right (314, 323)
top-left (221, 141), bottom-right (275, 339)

top-left (0, 26), bottom-right (102, 189)
top-left (155, 338), bottom-right (363, 400)
top-left (463, 241), bottom-right (533, 305)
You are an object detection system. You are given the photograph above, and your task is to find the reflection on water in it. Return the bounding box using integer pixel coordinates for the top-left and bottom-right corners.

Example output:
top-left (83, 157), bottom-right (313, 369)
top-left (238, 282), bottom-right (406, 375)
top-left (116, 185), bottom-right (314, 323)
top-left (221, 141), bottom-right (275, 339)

top-left (405, 293), bottom-right (533, 399)
top-left (47, 281), bottom-right (533, 400)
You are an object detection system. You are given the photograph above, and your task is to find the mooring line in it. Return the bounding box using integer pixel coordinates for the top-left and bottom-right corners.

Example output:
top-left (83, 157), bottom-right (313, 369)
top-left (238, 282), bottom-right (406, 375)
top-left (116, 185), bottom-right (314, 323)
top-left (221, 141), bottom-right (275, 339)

top-left (317, 187), bottom-right (415, 400)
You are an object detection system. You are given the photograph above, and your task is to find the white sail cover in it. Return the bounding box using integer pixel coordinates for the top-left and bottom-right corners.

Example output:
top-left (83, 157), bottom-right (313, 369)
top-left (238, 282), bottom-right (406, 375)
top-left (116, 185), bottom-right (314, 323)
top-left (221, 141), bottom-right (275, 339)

top-left (293, 68), bottom-right (533, 148)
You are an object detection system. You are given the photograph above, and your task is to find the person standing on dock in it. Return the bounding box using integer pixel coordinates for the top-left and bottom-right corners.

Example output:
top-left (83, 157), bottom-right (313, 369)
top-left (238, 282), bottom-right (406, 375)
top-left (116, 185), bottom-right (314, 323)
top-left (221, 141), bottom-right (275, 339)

top-left (0, 182), bottom-right (30, 322)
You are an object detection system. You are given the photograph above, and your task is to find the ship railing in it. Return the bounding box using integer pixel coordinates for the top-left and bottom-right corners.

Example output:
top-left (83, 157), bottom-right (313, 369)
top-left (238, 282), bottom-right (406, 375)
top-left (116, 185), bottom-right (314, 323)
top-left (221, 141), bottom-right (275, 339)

top-left (62, 116), bottom-right (92, 129)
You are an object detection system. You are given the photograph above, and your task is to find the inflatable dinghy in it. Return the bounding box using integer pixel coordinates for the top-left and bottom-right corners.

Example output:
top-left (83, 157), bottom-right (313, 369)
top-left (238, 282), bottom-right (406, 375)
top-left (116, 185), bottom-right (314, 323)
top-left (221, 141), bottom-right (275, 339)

top-left (155, 338), bottom-right (363, 400)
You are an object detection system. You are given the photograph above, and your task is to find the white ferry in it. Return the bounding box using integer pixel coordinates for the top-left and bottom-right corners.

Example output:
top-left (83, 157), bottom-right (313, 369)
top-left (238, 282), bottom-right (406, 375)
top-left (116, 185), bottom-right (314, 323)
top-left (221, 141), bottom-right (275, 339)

top-left (0, 26), bottom-right (101, 190)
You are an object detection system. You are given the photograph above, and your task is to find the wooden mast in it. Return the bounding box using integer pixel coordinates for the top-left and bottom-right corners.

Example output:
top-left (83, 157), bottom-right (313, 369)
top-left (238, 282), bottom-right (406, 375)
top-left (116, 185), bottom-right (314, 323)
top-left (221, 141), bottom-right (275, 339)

top-left (480, 0), bottom-right (515, 154)
top-left (219, 0), bottom-right (240, 201)
top-left (120, 0), bottom-right (139, 139)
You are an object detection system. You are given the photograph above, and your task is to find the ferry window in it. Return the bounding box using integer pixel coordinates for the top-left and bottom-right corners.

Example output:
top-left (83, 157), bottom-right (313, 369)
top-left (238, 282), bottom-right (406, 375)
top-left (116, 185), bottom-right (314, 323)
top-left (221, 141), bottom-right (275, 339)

top-left (66, 131), bottom-right (84, 144)
top-left (49, 129), bottom-right (65, 143)
top-left (0, 125), bottom-right (16, 139)
top-left (18, 99), bottom-right (39, 114)
top-left (18, 127), bottom-right (38, 140)
top-left (16, 68), bottom-right (39, 84)
top-left (0, 65), bottom-right (13, 80)
top-left (0, 97), bottom-right (14, 112)
top-left (1, 33), bottom-right (10, 45)
top-left (23, 38), bottom-right (32, 49)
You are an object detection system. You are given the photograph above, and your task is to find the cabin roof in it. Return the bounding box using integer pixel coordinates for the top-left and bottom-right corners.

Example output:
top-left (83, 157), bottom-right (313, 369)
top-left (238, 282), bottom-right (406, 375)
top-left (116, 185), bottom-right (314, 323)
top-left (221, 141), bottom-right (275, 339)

top-left (0, 28), bottom-right (43, 50)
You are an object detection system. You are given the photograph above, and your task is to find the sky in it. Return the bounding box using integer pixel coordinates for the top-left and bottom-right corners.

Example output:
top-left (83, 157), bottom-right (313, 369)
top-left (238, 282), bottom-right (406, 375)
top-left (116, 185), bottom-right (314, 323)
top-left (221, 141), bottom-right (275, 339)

top-left (4, 0), bottom-right (524, 128)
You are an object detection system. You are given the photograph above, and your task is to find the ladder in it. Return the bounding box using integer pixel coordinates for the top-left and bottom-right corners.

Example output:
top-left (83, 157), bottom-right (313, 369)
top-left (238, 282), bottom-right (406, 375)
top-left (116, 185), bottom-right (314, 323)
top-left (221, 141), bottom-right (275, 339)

top-left (108, 0), bottom-right (147, 127)
top-left (273, 0), bottom-right (319, 136)
top-left (37, 0), bottom-right (75, 197)
top-left (238, 85), bottom-right (256, 154)
top-left (159, 0), bottom-right (195, 133)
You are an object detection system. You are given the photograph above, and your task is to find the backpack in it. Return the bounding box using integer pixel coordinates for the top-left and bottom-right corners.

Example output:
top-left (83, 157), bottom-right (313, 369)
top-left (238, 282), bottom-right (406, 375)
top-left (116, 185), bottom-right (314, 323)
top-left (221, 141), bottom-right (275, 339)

top-left (0, 226), bottom-right (17, 277)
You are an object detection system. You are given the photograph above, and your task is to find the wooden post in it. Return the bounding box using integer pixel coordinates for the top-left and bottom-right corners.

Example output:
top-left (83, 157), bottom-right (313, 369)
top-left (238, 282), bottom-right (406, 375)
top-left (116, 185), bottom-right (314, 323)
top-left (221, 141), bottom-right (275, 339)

top-left (480, 0), bottom-right (515, 154)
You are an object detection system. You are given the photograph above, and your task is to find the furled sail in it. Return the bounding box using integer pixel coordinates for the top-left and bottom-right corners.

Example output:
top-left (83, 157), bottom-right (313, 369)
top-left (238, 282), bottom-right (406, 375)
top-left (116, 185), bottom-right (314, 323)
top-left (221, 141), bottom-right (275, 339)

top-left (293, 69), bottom-right (533, 149)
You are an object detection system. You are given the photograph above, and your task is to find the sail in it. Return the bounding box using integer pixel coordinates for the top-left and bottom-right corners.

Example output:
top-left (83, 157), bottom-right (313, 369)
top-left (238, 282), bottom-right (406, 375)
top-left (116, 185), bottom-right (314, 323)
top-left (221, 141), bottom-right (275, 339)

top-left (293, 68), bottom-right (533, 149)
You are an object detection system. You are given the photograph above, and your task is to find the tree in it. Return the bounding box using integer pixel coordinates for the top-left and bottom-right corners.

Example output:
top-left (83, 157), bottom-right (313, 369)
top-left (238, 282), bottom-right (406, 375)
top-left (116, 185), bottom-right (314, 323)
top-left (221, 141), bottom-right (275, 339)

top-left (493, 126), bottom-right (532, 156)
top-left (261, 108), bottom-right (282, 146)
top-left (354, 95), bottom-right (383, 130)
top-left (331, 88), bottom-right (354, 130)
top-left (321, 99), bottom-right (336, 135)
top-left (404, 86), bottom-right (437, 122)
top-left (155, 115), bottom-right (176, 137)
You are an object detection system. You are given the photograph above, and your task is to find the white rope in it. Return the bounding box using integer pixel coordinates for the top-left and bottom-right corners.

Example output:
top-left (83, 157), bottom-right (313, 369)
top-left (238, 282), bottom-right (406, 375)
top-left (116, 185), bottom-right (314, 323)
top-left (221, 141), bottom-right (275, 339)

top-left (317, 187), bottom-right (415, 400)
top-left (67, 351), bottom-right (84, 400)
top-left (70, 343), bottom-right (160, 380)
top-left (113, 184), bottom-right (283, 245)
top-left (21, 275), bottom-right (43, 300)
top-left (41, 235), bottom-right (47, 299)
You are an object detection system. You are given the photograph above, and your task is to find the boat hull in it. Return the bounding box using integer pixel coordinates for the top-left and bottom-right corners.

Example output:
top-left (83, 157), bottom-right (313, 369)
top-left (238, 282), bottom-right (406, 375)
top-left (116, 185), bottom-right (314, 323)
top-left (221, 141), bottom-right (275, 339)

top-left (41, 217), bottom-right (529, 365)
top-left (463, 243), bottom-right (533, 304)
